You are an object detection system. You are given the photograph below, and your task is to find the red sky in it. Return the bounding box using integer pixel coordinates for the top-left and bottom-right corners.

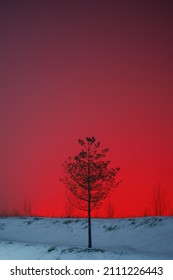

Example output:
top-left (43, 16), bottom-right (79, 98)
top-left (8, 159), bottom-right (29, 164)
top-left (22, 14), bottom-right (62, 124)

top-left (0, 0), bottom-right (173, 217)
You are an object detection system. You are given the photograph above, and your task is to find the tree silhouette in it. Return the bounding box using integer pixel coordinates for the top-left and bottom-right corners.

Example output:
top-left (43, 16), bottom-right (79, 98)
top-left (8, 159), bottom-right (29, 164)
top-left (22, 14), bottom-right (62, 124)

top-left (152, 184), bottom-right (166, 216)
top-left (64, 191), bottom-right (75, 218)
top-left (23, 198), bottom-right (32, 216)
top-left (107, 198), bottom-right (115, 218)
top-left (60, 136), bottom-right (120, 248)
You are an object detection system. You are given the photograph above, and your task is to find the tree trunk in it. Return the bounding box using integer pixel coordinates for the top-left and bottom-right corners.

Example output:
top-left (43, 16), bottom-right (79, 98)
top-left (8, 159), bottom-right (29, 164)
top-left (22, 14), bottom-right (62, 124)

top-left (88, 186), bottom-right (92, 248)
top-left (87, 144), bottom-right (92, 248)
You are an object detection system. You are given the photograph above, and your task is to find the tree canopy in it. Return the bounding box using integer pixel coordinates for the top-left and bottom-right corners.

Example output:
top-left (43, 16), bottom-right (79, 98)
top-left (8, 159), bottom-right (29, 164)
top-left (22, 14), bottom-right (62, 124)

top-left (60, 136), bottom-right (120, 213)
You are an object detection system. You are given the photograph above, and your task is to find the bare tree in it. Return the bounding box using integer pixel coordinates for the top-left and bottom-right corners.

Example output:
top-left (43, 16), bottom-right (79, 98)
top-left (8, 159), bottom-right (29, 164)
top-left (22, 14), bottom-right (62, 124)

top-left (60, 136), bottom-right (120, 248)
top-left (23, 198), bottom-right (32, 216)
top-left (11, 209), bottom-right (21, 216)
top-left (152, 184), bottom-right (166, 216)
top-left (107, 197), bottom-right (115, 218)
top-left (0, 210), bottom-right (8, 217)
top-left (64, 191), bottom-right (75, 218)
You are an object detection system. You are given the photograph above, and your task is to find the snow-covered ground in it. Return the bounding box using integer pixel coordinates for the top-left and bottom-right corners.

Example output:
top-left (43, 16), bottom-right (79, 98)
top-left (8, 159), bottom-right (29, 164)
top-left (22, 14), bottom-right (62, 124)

top-left (0, 216), bottom-right (172, 260)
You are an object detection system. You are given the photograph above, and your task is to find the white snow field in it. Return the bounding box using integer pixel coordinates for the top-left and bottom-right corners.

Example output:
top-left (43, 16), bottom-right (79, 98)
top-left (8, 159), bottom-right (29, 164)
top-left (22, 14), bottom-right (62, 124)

top-left (0, 216), bottom-right (172, 260)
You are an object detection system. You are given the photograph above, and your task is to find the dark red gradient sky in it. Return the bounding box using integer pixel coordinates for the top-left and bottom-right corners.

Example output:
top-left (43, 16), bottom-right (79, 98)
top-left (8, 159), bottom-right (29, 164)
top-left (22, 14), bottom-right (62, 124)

top-left (1, 0), bottom-right (173, 217)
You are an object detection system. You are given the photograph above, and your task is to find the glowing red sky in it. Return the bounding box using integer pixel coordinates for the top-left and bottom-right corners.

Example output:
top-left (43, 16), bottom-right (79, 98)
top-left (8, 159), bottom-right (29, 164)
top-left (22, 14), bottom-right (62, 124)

top-left (0, 1), bottom-right (173, 217)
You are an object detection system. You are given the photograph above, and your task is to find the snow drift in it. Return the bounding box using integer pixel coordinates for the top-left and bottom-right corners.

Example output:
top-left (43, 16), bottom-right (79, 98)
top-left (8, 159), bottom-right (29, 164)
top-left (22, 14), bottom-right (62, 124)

top-left (0, 216), bottom-right (172, 259)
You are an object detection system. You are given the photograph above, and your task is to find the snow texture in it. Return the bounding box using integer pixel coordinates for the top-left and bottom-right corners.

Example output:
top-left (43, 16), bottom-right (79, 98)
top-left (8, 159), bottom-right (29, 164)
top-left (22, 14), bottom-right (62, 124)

top-left (0, 216), bottom-right (172, 260)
